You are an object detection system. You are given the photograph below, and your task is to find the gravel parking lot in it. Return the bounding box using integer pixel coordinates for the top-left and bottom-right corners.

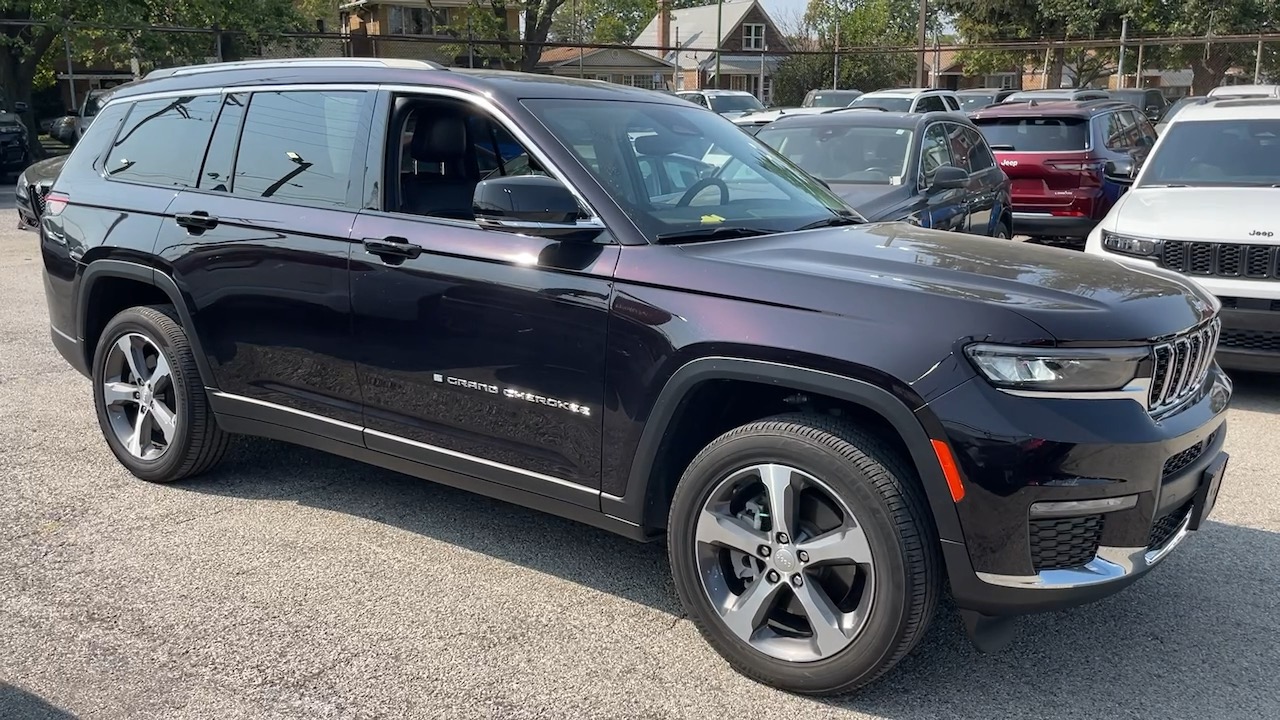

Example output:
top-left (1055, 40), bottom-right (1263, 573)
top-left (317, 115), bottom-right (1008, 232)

top-left (2, 205), bottom-right (1278, 720)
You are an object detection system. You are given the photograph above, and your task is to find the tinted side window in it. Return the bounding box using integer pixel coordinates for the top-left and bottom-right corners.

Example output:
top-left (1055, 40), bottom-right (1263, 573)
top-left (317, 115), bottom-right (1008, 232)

top-left (917, 95), bottom-right (947, 113)
top-left (961, 126), bottom-right (996, 171)
top-left (920, 124), bottom-right (952, 185)
top-left (944, 123), bottom-right (973, 172)
top-left (232, 90), bottom-right (368, 208)
top-left (105, 95), bottom-right (222, 187)
top-left (198, 93), bottom-right (247, 192)
top-left (1104, 112), bottom-right (1135, 150)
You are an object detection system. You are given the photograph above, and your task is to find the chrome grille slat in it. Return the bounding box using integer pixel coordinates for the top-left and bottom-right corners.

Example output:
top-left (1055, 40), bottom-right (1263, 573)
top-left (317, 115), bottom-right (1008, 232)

top-left (1148, 318), bottom-right (1221, 414)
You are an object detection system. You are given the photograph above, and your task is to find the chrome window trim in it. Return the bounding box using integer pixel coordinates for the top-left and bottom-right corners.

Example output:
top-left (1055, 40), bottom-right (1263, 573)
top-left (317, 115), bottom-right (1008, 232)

top-left (377, 82), bottom-right (606, 223)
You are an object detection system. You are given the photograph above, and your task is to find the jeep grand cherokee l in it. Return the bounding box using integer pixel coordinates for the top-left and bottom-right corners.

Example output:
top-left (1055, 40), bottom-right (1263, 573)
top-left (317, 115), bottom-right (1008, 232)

top-left (38, 58), bottom-right (1232, 695)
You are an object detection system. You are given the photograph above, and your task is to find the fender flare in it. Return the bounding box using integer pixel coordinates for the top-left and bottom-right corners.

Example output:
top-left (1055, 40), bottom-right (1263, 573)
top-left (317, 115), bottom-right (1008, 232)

top-left (78, 259), bottom-right (218, 387)
top-left (600, 356), bottom-right (964, 544)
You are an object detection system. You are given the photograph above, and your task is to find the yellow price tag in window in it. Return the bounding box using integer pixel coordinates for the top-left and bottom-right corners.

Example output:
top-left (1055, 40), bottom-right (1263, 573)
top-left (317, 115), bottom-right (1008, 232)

top-left (700, 214), bottom-right (725, 224)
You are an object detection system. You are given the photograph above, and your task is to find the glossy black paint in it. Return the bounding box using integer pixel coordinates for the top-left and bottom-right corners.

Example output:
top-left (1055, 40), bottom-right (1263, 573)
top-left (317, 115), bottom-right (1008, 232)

top-left (38, 63), bottom-right (1233, 621)
top-left (755, 111), bottom-right (1013, 236)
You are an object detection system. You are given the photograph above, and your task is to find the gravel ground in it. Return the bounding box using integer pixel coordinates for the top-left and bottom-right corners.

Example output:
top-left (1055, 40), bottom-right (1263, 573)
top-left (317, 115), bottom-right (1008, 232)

top-left (2, 210), bottom-right (1278, 720)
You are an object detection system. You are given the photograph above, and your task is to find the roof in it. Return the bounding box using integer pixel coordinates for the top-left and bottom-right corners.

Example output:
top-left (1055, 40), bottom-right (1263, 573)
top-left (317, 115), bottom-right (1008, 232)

top-left (860, 87), bottom-right (954, 98)
top-left (759, 109), bottom-right (971, 131)
top-left (969, 99), bottom-right (1131, 120)
top-left (1172, 97), bottom-right (1280, 123)
top-left (680, 89), bottom-right (754, 96)
top-left (117, 60), bottom-right (693, 106)
top-left (633, 0), bottom-right (764, 68)
top-left (536, 46), bottom-right (672, 69)
top-left (1206, 83), bottom-right (1280, 98)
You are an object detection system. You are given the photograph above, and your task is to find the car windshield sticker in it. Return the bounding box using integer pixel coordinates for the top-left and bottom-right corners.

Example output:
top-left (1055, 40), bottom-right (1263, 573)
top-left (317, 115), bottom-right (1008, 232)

top-left (701, 214), bottom-right (725, 224)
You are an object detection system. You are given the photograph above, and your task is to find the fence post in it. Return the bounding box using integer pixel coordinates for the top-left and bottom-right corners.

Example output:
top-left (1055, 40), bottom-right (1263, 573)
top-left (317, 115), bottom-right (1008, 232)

top-left (64, 33), bottom-right (77, 112)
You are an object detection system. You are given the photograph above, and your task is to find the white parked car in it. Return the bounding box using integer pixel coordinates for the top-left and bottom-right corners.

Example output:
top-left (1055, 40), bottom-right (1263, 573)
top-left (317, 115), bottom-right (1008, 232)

top-left (1084, 96), bottom-right (1280, 373)
top-left (844, 88), bottom-right (962, 114)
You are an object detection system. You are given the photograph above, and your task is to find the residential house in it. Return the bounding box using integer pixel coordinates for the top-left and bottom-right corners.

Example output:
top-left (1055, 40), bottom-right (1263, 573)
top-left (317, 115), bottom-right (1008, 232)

top-left (633, 0), bottom-right (790, 104)
top-left (339, 0), bottom-right (520, 66)
top-left (535, 47), bottom-right (675, 89)
top-left (926, 49), bottom-right (1022, 91)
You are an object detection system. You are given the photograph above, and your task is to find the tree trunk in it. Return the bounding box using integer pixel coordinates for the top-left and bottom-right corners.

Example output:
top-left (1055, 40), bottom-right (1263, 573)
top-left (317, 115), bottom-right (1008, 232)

top-left (1190, 50), bottom-right (1232, 95)
top-left (1046, 47), bottom-right (1066, 90)
top-left (0, 26), bottom-right (60, 163)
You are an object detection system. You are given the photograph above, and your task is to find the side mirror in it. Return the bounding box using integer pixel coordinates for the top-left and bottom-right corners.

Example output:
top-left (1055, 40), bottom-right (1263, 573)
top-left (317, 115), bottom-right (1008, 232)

top-left (13, 101), bottom-right (28, 114)
top-left (1146, 107), bottom-right (1162, 121)
top-left (929, 165), bottom-right (969, 192)
top-left (1104, 159), bottom-right (1135, 183)
top-left (473, 175), bottom-right (602, 240)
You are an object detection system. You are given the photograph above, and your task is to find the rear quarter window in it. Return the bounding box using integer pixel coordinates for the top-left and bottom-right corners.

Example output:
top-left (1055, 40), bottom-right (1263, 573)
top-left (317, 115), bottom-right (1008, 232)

top-left (105, 95), bottom-right (223, 187)
top-left (974, 117), bottom-right (1090, 152)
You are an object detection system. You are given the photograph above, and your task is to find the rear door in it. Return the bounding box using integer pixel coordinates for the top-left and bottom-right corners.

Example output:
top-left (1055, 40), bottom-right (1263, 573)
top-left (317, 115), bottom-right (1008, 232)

top-left (154, 87), bottom-right (374, 433)
top-left (973, 114), bottom-right (1097, 214)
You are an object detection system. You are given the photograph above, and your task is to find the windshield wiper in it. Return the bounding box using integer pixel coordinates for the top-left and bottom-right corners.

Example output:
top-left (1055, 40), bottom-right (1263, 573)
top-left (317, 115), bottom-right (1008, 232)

top-left (794, 214), bottom-right (863, 231)
top-left (1140, 183), bottom-right (1189, 188)
top-left (654, 226), bottom-right (776, 244)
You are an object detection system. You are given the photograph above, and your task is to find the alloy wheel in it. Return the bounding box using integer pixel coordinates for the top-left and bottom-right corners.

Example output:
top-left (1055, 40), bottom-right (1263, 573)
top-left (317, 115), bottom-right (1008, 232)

top-left (694, 463), bottom-right (876, 662)
top-left (101, 332), bottom-right (178, 461)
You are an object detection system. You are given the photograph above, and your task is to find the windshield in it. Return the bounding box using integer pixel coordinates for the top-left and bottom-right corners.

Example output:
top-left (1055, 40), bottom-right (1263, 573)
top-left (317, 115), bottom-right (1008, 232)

top-left (974, 117), bottom-right (1090, 151)
top-left (848, 95), bottom-right (913, 112)
top-left (710, 95), bottom-right (764, 113)
top-left (524, 98), bottom-right (855, 241)
top-left (1138, 119), bottom-right (1280, 187)
top-left (959, 94), bottom-right (995, 110)
top-left (807, 91), bottom-right (861, 108)
top-left (756, 124), bottom-right (912, 185)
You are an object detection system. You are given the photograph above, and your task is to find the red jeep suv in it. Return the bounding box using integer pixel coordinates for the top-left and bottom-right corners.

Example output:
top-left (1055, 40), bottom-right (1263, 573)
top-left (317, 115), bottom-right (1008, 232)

top-left (970, 99), bottom-right (1157, 245)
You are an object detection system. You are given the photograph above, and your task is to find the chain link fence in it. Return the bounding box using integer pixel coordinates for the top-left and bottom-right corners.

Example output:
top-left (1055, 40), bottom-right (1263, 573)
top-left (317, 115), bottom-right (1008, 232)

top-left (14, 20), bottom-right (1280, 136)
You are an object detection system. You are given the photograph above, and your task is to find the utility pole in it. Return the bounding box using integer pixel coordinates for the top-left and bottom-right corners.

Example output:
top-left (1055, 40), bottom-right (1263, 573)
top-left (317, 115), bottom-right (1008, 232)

top-left (1118, 17), bottom-right (1128, 89)
top-left (1257, 32), bottom-right (1265, 83)
top-left (916, 0), bottom-right (928, 87)
top-left (832, 20), bottom-right (839, 88)
top-left (715, 0), bottom-right (723, 89)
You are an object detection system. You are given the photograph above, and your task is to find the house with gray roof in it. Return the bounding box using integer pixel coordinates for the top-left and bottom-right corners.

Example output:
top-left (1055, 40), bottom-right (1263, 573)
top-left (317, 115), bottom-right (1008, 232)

top-left (633, 0), bottom-right (790, 104)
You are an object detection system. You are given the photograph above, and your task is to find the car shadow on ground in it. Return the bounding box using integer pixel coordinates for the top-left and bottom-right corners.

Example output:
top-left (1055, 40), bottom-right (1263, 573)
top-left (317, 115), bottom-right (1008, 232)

top-left (173, 376), bottom-right (1280, 718)
top-left (1225, 369), bottom-right (1280, 413)
top-left (0, 683), bottom-right (80, 719)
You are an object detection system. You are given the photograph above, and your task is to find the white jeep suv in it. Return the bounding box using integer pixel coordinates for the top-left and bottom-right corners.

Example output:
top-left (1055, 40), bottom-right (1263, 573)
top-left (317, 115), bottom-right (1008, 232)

top-left (1085, 96), bottom-right (1280, 372)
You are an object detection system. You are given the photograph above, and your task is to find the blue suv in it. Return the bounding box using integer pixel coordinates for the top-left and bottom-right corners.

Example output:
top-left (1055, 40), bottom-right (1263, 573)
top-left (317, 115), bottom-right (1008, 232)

top-left (754, 109), bottom-right (1014, 237)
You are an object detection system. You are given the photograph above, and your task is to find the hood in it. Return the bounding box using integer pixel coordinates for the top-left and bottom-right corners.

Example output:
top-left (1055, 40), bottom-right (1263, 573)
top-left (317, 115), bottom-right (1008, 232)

top-left (828, 184), bottom-right (908, 222)
top-left (20, 154), bottom-right (66, 187)
top-left (679, 223), bottom-right (1216, 343)
top-left (1112, 187), bottom-right (1280, 245)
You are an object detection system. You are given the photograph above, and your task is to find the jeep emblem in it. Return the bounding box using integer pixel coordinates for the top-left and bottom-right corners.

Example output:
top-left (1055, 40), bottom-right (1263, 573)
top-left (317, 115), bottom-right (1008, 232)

top-left (1249, 230), bottom-right (1274, 237)
top-left (1000, 159), bottom-right (1018, 167)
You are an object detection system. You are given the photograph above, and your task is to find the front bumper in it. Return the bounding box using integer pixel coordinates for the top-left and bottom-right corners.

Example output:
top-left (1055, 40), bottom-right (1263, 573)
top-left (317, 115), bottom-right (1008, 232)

top-left (1216, 301), bottom-right (1280, 373)
top-left (1012, 211), bottom-right (1099, 239)
top-left (928, 367), bottom-right (1232, 616)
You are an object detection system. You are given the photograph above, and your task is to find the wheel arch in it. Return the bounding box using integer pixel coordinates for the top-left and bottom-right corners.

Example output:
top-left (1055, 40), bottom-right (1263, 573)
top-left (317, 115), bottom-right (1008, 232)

top-left (79, 259), bottom-right (217, 388)
top-left (602, 356), bottom-right (964, 545)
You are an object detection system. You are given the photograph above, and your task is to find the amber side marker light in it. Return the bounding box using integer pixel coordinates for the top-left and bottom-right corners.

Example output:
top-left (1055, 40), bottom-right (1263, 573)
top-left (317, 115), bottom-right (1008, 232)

top-left (930, 439), bottom-right (965, 502)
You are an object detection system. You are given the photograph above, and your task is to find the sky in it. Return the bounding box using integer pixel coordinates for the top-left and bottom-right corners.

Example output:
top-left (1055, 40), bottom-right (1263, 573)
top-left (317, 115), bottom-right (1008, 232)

top-left (759, 0), bottom-right (810, 28)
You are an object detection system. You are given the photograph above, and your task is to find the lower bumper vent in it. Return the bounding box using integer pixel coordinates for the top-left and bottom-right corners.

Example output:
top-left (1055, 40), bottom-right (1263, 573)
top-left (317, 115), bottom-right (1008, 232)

top-left (1030, 515), bottom-right (1104, 572)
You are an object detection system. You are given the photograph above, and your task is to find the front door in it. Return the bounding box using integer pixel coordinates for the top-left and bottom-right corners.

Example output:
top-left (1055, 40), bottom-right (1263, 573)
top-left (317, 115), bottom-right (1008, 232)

top-left (155, 88), bottom-right (374, 430)
top-left (945, 121), bottom-right (1004, 236)
top-left (918, 122), bottom-right (968, 232)
top-left (349, 90), bottom-right (617, 505)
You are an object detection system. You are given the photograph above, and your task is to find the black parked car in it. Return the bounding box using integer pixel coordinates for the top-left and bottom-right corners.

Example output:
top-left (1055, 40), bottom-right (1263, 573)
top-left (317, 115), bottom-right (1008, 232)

top-left (15, 154), bottom-right (66, 229)
top-left (754, 109), bottom-right (1014, 237)
top-left (36, 58), bottom-right (1232, 696)
top-left (955, 87), bottom-right (1018, 113)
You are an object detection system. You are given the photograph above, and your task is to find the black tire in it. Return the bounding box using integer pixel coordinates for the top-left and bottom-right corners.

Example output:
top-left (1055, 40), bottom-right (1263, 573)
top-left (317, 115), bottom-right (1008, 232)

top-left (91, 304), bottom-right (230, 482)
top-left (667, 413), bottom-right (940, 695)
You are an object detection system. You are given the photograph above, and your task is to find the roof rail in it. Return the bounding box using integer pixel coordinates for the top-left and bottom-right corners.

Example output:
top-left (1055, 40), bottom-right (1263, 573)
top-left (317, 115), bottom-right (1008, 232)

top-left (825, 105), bottom-right (889, 113)
top-left (143, 57), bottom-right (447, 80)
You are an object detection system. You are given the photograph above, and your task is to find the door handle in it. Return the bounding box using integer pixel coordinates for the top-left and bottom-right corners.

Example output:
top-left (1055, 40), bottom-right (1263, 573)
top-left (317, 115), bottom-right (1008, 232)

top-left (175, 211), bottom-right (218, 232)
top-left (362, 236), bottom-right (423, 263)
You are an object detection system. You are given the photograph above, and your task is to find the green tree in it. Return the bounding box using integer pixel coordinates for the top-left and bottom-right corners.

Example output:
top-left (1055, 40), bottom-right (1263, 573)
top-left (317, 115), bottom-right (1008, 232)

top-left (771, 0), bottom-right (919, 107)
top-left (1129, 0), bottom-right (1280, 93)
top-left (939, 0), bottom-right (1128, 88)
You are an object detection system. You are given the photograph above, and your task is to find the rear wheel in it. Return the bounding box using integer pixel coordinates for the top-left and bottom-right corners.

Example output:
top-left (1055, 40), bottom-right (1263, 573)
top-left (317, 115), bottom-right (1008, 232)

top-left (667, 413), bottom-right (940, 695)
top-left (91, 305), bottom-right (229, 482)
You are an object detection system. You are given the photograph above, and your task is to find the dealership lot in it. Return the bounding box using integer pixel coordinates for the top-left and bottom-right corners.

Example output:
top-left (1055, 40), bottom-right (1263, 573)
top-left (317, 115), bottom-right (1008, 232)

top-left (2, 210), bottom-right (1279, 719)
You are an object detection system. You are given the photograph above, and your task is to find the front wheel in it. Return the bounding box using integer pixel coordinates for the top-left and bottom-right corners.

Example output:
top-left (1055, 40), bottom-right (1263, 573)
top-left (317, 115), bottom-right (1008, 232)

top-left (667, 414), bottom-right (940, 695)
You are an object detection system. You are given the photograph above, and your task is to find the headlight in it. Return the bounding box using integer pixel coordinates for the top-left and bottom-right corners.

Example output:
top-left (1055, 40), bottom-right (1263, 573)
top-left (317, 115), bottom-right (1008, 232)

top-left (1101, 230), bottom-right (1161, 258)
top-left (965, 344), bottom-right (1148, 392)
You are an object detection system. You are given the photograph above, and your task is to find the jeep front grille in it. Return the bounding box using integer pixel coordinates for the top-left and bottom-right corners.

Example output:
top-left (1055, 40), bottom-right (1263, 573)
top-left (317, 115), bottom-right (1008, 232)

top-left (1149, 318), bottom-right (1220, 413)
top-left (1161, 240), bottom-right (1280, 279)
